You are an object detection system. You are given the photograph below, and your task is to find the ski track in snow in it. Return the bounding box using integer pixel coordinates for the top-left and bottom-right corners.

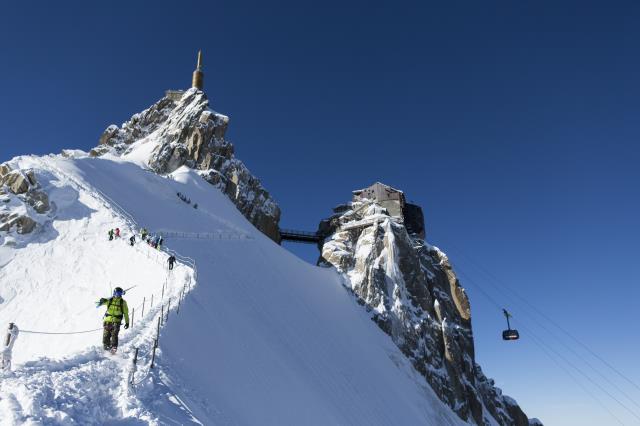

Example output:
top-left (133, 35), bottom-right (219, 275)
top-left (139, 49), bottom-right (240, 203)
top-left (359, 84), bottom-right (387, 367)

top-left (0, 154), bottom-right (468, 425)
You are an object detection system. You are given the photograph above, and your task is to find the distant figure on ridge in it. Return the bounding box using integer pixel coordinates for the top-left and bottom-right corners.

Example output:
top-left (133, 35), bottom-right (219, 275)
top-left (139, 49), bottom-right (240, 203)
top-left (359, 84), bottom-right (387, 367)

top-left (168, 255), bottom-right (176, 270)
top-left (157, 236), bottom-right (164, 250)
top-left (141, 228), bottom-right (148, 241)
top-left (115, 228), bottom-right (120, 238)
top-left (96, 287), bottom-right (130, 354)
top-left (108, 229), bottom-right (114, 241)
top-left (129, 235), bottom-right (136, 246)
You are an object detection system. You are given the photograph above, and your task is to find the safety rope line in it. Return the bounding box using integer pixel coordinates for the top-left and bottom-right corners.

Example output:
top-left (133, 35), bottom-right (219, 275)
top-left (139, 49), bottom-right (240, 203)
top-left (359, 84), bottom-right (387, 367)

top-left (13, 157), bottom-right (200, 389)
top-left (19, 328), bottom-right (103, 335)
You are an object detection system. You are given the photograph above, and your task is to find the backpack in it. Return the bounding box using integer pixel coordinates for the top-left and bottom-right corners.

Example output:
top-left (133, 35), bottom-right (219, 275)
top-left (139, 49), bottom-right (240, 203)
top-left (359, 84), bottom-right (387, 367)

top-left (105, 297), bottom-right (124, 323)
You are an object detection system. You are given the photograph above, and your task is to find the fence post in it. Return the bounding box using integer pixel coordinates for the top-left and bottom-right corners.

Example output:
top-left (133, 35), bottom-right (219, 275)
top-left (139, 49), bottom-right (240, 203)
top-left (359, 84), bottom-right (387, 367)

top-left (128, 347), bottom-right (139, 385)
top-left (177, 283), bottom-right (186, 315)
top-left (166, 299), bottom-right (171, 323)
top-left (130, 308), bottom-right (135, 329)
top-left (161, 280), bottom-right (165, 303)
top-left (150, 293), bottom-right (154, 308)
top-left (150, 317), bottom-right (161, 369)
top-left (2, 323), bottom-right (19, 372)
top-left (141, 297), bottom-right (145, 318)
top-left (160, 304), bottom-right (164, 326)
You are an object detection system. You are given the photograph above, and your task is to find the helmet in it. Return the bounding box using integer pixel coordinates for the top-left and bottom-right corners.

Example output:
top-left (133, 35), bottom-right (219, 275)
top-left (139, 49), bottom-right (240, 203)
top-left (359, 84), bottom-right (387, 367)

top-left (113, 287), bottom-right (125, 297)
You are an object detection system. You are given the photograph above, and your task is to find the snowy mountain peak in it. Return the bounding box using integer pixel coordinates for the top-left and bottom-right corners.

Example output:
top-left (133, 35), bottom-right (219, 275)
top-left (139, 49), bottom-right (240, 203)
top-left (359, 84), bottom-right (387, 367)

top-left (319, 184), bottom-right (540, 425)
top-left (92, 88), bottom-right (280, 241)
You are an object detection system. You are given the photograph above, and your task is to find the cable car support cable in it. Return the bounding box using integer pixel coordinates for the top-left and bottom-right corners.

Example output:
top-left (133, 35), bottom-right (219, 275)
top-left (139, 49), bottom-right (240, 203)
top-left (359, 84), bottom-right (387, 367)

top-left (453, 262), bottom-right (640, 422)
top-left (445, 242), bottom-right (640, 393)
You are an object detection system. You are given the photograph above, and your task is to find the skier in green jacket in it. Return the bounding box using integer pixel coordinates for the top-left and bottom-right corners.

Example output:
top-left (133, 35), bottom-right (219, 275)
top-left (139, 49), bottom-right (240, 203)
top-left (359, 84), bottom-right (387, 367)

top-left (97, 287), bottom-right (130, 353)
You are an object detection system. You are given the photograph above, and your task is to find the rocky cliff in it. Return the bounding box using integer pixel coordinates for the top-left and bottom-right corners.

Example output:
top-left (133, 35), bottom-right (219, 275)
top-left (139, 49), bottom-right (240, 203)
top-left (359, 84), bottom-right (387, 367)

top-left (319, 188), bottom-right (541, 426)
top-left (92, 89), bottom-right (281, 242)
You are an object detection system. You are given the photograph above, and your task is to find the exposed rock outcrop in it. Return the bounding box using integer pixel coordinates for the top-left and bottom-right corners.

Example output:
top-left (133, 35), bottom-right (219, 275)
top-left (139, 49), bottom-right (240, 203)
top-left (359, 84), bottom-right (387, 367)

top-left (4, 170), bottom-right (31, 194)
top-left (0, 213), bottom-right (36, 234)
top-left (94, 89), bottom-right (281, 242)
top-left (0, 164), bottom-right (50, 235)
top-left (320, 187), bottom-right (539, 426)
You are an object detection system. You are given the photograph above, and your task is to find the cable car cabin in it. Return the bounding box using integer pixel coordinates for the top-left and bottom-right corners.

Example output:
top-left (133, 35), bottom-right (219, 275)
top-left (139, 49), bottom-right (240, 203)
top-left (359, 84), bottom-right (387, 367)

top-left (501, 308), bottom-right (519, 341)
top-left (502, 329), bottom-right (520, 340)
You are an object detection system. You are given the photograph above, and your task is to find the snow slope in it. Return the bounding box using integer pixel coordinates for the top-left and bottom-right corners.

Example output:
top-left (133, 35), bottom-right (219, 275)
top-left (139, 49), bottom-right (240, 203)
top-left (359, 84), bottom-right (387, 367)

top-left (0, 153), bottom-right (467, 425)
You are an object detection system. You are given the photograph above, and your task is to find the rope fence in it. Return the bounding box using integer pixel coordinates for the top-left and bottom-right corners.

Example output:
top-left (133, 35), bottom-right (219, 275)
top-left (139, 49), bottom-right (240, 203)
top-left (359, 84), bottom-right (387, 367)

top-left (19, 328), bottom-right (103, 335)
top-left (3, 159), bottom-right (199, 384)
top-left (2, 265), bottom-right (196, 383)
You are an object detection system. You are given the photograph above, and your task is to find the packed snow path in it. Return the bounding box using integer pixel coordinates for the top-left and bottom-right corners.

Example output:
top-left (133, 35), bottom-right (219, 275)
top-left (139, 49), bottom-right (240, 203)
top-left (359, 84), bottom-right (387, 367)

top-left (1, 154), bottom-right (467, 425)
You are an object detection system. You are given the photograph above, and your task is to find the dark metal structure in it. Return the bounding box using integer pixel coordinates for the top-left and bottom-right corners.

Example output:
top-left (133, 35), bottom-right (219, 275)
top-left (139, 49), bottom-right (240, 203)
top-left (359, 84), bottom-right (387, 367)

top-left (280, 229), bottom-right (322, 244)
top-left (502, 308), bottom-right (520, 341)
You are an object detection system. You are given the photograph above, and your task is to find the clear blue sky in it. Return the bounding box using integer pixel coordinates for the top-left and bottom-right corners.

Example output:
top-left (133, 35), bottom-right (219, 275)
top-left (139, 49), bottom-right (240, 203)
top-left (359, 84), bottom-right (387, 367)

top-left (1, 1), bottom-right (639, 424)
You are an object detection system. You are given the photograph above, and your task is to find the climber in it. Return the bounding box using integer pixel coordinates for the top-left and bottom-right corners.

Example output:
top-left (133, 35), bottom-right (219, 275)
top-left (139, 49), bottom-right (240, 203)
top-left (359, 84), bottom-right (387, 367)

top-left (141, 228), bottom-right (148, 241)
top-left (129, 235), bottom-right (136, 246)
top-left (96, 287), bottom-right (130, 353)
top-left (108, 229), bottom-right (114, 241)
top-left (167, 255), bottom-right (176, 270)
top-left (157, 236), bottom-right (164, 250)
top-left (115, 228), bottom-right (120, 238)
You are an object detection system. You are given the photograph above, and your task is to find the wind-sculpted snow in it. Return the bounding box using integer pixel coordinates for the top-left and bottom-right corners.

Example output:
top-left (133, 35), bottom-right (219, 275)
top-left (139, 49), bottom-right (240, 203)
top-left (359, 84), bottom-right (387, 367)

top-left (0, 154), bottom-right (469, 425)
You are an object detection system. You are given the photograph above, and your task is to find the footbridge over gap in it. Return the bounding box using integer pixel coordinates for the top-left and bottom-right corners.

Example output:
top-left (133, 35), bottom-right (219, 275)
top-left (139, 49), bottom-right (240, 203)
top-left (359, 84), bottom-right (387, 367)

top-left (279, 229), bottom-right (323, 244)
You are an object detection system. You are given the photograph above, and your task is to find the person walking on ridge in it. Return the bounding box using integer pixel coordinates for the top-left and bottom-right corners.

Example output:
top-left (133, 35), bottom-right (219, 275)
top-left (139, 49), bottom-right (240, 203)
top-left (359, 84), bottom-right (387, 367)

top-left (96, 287), bottom-right (130, 354)
top-left (129, 235), bottom-right (136, 246)
top-left (108, 229), bottom-right (114, 241)
top-left (115, 228), bottom-right (120, 238)
top-left (167, 255), bottom-right (176, 270)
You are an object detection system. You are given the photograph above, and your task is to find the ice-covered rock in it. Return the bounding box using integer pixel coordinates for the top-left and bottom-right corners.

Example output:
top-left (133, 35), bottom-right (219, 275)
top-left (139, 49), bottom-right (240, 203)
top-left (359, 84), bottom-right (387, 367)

top-left (319, 187), bottom-right (538, 426)
top-left (92, 89), bottom-right (280, 241)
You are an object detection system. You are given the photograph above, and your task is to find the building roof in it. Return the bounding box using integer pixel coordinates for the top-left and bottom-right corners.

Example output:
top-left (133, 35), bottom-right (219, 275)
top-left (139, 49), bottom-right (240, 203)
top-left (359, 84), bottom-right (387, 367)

top-left (352, 182), bottom-right (404, 195)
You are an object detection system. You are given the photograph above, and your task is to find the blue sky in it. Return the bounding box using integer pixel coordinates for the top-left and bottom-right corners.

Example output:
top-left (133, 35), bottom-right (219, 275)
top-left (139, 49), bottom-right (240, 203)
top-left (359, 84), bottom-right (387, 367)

top-left (1, 1), bottom-right (639, 424)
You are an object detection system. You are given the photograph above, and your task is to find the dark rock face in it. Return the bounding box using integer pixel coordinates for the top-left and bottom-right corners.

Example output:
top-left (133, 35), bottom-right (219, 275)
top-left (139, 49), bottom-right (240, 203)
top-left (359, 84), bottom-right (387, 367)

top-left (320, 194), bottom-right (539, 426)
top-left (94, 89), bottom-right (281, 242)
